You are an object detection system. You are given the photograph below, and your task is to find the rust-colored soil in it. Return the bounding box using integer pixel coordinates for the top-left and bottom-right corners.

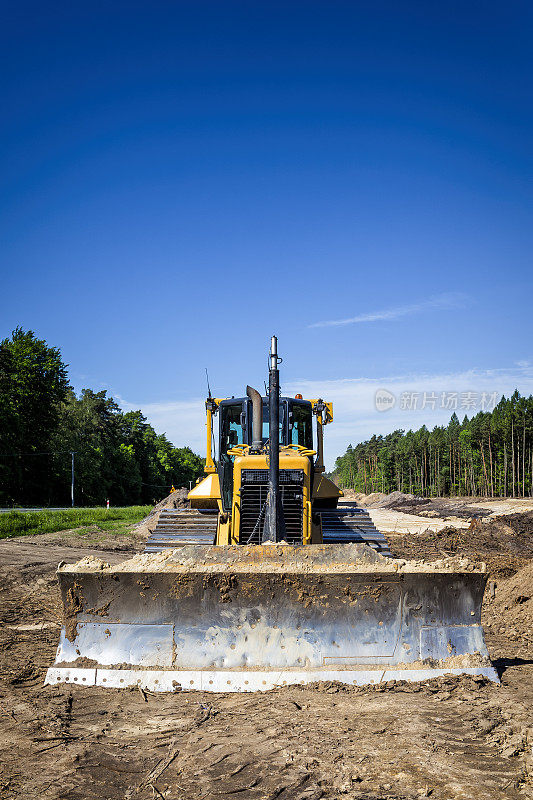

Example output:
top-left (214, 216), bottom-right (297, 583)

top-left (0, 523), bottom-right (532, 799)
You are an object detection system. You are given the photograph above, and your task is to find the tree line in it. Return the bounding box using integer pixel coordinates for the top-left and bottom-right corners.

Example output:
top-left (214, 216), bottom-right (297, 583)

top-left (0, 328), bottom-right (204, 507)
top-left (333, 393), bottom-right (533, 498)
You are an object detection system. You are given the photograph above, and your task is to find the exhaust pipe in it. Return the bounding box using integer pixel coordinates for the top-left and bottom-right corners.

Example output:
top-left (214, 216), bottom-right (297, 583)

top-left (263, 336), bottom-right (286, 543)
top-left (246, 385), bottom-right (262, 452)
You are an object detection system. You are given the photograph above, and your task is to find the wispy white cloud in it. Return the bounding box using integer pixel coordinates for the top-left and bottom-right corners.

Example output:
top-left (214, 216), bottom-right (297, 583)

top-left (114, 362), bottom-right (533, 471)
top-left (309, 292), bottom-right (468, 328)
top-left (286, 363), bottom-right (533, 468)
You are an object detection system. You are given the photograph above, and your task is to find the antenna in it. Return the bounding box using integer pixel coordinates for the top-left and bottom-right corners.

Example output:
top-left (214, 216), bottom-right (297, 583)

top-left (205, 368), bottom-right (212, 399)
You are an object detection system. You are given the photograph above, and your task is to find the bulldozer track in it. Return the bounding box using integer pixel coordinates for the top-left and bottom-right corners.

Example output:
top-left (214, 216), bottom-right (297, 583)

top-left (319, 506), bottom-right (392, 556)
top-left (145, 506), bottom-right (392, 556)
top-left (144, 509), bottom-right (218, 552)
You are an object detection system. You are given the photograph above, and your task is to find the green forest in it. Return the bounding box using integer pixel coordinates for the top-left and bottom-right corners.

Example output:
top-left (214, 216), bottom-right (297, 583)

top-left (0, 328), bottom-right (204, 507)
top-left (334, 393), bottom-right (533, 498)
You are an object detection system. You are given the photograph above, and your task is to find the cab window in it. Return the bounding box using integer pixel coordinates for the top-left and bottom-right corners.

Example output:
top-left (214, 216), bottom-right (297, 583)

top-left (289, 403), bottom-right (313, 449)
top-left (220, 403), bottom-right (244, 456)
top-left (261, 401), bottom-right (284, 444)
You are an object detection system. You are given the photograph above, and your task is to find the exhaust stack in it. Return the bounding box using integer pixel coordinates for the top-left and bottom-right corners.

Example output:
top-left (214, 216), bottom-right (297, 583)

top-left (263, 335), bottom-right (286, 543)
top-left (246, 385), bottom-right (262, 452)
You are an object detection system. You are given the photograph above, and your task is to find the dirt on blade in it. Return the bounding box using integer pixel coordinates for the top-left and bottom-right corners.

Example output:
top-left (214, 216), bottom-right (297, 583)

top-left (0, 511), bottom-right (532, 799)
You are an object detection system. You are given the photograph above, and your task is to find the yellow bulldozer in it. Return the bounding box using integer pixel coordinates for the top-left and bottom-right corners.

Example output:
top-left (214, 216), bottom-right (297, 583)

top-left (143, 337), bottom-right (390, 555)
top-left (46, 337), bottom-right (497, 692)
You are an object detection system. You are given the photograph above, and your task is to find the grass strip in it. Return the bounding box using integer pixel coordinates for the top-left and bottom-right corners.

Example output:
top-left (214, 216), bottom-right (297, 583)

top-left (0, 506), bottom-right (151, 539)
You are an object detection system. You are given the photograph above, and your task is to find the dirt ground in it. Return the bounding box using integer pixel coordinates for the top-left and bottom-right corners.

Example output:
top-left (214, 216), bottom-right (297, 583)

top-left (347, 492), bottom-right (533, 536)
top-left (1, 510), bottom-right (532, 799)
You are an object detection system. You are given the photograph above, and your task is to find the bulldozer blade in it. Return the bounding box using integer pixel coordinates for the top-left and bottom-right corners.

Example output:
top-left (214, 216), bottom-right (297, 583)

top-left (46, 544), bottom-right (498, 691)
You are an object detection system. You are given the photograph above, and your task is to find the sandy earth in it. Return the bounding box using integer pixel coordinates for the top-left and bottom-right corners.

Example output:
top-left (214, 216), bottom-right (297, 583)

top-left (0, 507), bottom-right (532, 799)
top-left (366, 507), bottom-right (472, 534)
top-left (360, 500), bottom-right (533, 535)
top-left (368, 507), bottom-right (533, 536)
top-left (344, 494), bottom-right (533, 535)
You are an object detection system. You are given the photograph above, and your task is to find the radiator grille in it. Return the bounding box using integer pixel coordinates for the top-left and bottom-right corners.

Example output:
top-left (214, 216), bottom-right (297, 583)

top-left (239, 469), bottom-right (304, 544)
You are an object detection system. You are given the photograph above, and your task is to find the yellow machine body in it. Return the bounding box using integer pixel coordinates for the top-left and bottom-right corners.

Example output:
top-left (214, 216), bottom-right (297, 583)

top-left (188, 395), bottom-right (342, 545)
top-left (46, 363), bottom-right (497, 691)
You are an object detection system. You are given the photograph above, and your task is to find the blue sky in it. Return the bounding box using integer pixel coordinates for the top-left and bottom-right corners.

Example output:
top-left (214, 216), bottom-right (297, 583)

top-left (1, 1), bottom-right (532, 468)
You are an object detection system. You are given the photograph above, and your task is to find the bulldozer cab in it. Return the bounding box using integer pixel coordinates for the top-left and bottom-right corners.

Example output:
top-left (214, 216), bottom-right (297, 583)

top-left (218, 397), bottom-right (312, 457)
top-left (218, 397), bottom-right (313, 512)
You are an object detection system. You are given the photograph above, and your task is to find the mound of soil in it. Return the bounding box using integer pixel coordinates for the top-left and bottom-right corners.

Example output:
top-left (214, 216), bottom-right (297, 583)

top-left (390, 512), bottom-right (533, 578)
top-left (132, 488), bottom-right (189, 539)
top-left (483, 561), bottom-right (533, 647)
top-left (353, 490), bottom-right (418, 508)
top-left (389, 496), bottom-right (495, 519)
top-left (351, 491), bottom-right (486, 519)
top-left (350, 491), bottom-right (518, 520)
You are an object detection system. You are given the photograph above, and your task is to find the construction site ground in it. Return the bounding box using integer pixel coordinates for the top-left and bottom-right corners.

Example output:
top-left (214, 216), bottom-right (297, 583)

top-left (0, 498), bottom-right (532, 800)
